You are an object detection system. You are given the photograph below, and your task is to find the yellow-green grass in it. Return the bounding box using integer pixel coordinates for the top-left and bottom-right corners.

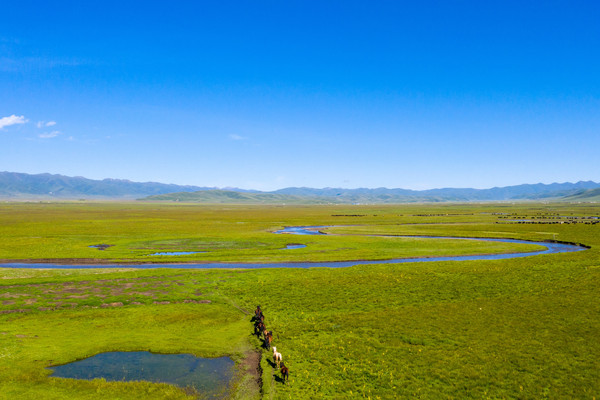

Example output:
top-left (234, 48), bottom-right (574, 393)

top-left (1, 202), bottom-right (599, 399)
top-left (0, 269), bottom-right (261, 399)
top-left (0, 203), bottom-right (568, 263)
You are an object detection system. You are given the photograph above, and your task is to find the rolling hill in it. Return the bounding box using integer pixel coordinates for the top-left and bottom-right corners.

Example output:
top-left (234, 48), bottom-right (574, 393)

top-left (561, 188), bottom-right (600, 202)
top-left (142, 190), bottom-right (333, 204)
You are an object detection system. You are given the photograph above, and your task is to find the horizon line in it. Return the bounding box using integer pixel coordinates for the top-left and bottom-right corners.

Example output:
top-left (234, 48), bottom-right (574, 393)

top-left (1, 170), bottom-right (598, 193)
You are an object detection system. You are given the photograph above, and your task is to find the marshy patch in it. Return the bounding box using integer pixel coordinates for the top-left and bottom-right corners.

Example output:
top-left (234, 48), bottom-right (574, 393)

top-left (88, 244), bottom-right (113, 251)
top-left (148, 251), bottom-right (205, 256)
top-left (0, 276), bottom-right (215, 314)
top-left (49, 351), bottom-right (235, 398)
top-left (281, 243), bottom-right (307, 250)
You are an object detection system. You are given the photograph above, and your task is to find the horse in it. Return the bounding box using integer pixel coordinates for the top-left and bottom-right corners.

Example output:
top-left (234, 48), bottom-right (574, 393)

top-left (251, 313), bottom-right (262, 323)
top-left (272, 346), bottom-right (282, 368)
top-left (255, 321), bottom-right (265, 337)
top-left (263, 330), bottom-right (273, 350)
top-left (280, 362), bottom-right (289, 383)
top-left (262, 328), bottom-right (270, 339)
top-left (252, 312), bottom-right (264, 324)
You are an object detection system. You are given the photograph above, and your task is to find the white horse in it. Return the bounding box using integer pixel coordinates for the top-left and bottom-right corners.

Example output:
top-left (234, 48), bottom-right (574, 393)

top-left (272, 346), bottom-right (282, 368)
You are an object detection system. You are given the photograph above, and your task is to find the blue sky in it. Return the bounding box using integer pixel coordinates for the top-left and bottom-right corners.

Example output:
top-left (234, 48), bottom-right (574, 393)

top-left (1, 1), bottom-right (599, 191)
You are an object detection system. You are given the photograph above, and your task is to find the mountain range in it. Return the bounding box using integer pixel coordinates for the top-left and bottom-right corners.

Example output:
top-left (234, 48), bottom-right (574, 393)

top-left (1, 171), bottom-right (599, 203)
top-left (0, 171), bottom-right (211, 199)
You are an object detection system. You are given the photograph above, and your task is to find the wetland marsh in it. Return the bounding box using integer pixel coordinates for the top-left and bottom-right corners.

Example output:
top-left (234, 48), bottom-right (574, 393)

top-left (1, 202), bottom-right (599, 399)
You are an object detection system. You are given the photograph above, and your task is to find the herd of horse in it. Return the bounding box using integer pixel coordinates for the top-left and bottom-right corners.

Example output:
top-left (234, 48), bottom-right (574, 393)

top-left (253, 305), bottom-right (289, 384)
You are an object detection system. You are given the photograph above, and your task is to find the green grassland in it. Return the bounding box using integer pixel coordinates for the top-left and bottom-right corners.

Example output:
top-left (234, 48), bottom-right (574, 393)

top-left (0, 202), bottom-right (599, 399)
top-left (0, 203), bottom-right (554, 263)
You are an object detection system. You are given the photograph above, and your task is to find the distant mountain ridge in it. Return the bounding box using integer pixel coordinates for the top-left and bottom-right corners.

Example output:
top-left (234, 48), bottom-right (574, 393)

top-left (271, 181), bottom-right (600, 202)
top-left (148, 181), bottom-right (599, 203)
top-left (0, 171), bottom-right (214, 198)
top-left (1, 171), bottom-right (598, 202)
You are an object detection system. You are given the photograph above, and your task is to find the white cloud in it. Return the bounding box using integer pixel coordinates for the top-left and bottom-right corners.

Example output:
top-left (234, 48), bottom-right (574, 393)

top-left (229, 134), bottom-right (245, 141)
top-left (37, 120), bottom-right (57, 128)
top-left (0, 114), bottom-right (27, 129)
top-left (39, 130), bottom-right (61, 139)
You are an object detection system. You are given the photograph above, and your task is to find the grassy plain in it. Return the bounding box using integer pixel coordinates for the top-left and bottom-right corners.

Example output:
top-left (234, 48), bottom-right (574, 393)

top-left (0, 202), bottom-right (599, 399)
top-left (0, 203), bottom-right (548, 263)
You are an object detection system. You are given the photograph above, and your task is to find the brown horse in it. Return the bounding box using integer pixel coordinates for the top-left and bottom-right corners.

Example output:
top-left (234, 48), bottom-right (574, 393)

top-left (252, 312), bottom-right (264, 325)
top-left (280, 362), bottom-right (289, 383)
top-left (253, 306), bottom-right (264, 321)
top-left (255, 321), bottom-right (265, 337)
top-left (263, 330), bottom-right (273, 350)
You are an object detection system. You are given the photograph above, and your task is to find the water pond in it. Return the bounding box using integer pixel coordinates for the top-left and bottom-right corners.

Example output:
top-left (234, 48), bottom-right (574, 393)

top-left (49, 351), bottom-right (234, 398)
top-left (282, 244), bottom-right (307, 250)
top-left (273, 226), bottom-right (326, 235)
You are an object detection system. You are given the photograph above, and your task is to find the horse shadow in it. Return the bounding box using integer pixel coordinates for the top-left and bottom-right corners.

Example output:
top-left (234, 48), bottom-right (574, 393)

top-left (266, 358), bottom-right (276, 368)
top-left (274, 375), bottom-right (287, 384)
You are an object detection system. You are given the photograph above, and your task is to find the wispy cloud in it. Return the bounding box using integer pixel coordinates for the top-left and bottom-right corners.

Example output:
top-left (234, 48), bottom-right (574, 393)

top-left (36, 120), bottom-right (57, 128)
top-left (229, 134), bottom-right (245, 141)
top-left (0, 56), bottom-right (85, 72)
top-left (38, 130), bottom-right (61, 139)
top-left (0, 114), bottom-right (28, 129)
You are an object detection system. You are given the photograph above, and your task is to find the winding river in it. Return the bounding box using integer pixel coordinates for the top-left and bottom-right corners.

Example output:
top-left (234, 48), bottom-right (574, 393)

top-left (0, 226), bottom-right (588, 269)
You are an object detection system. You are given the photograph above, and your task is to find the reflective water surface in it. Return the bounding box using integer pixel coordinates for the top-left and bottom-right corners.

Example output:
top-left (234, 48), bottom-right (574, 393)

top-left (282, 244), bottom-right (307, 250)
top-left (49, 351), bottom-right (234, 398)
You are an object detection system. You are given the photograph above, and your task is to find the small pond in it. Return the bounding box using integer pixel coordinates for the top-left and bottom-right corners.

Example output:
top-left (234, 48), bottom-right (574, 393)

top-left (49, 351), bottom-right (234, 398)
top-left (282, 244), bottom-right (307, 250)
top-left (273, 226), bottom-right (326, 235)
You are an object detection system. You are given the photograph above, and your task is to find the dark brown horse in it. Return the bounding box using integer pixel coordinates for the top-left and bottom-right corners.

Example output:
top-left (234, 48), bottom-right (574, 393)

top-left (255, 321), bottom-right (265, 337)
top-left (280, 362), bottom-right (289, 384)
top-left (263, 330), bottom-right (273, 350)
top-left (252, 312), bottom-right (264, 325)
